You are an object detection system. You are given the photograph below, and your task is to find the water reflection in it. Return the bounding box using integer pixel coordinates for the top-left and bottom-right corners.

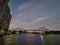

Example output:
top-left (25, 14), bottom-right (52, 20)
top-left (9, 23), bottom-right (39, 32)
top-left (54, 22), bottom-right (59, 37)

top-left (17, 34), bottom-right (44, 45)
top-left (44, 35), bottom-right (60, 45)
top-left (0, 34), bottom-right (60, 45)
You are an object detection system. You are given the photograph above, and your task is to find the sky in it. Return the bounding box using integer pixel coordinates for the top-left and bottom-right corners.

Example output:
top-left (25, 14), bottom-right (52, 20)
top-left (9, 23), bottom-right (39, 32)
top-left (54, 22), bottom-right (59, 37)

top-left (8, 0), bottom-right (60, 30)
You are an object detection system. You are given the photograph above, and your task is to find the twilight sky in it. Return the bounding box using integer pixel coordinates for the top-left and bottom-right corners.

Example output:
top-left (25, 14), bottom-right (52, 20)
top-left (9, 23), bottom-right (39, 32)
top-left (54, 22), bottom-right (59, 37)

top-left (8, 0), bottom-right (60, 30)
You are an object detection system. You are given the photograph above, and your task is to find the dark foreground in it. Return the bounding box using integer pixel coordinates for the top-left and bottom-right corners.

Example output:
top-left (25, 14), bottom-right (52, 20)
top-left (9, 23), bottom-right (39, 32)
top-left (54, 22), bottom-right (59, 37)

top-left (0, 34), bottom-right (60, 45)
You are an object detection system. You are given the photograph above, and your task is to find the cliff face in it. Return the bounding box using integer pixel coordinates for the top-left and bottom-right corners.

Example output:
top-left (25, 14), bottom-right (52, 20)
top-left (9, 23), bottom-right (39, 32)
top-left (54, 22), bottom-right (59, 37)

top-left (0, 0), bottom-right (12, 35)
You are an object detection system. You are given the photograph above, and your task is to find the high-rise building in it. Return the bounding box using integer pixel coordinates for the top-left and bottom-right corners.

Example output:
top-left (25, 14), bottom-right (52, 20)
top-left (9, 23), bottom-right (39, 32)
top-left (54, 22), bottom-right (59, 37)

top-left (0, 0), bottom-right (12, 36)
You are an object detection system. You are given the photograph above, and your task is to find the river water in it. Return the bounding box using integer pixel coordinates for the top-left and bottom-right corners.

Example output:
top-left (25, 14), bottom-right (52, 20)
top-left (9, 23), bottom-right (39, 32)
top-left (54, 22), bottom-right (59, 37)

top-left (0, 34), bottom-right (60, 45)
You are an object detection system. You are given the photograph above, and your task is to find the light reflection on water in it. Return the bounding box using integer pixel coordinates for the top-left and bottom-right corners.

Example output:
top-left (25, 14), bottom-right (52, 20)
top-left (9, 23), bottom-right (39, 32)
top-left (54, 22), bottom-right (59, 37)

top-left (17, 34), bottom-right (42, 45)
top-left (40, 35), bottom-right (45, 45)
top-left (0, 34), bottom-right (60, 45)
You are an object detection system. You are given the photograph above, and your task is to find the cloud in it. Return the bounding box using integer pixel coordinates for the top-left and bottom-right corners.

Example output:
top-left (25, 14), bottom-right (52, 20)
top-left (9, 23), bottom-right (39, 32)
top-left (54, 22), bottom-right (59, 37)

top-left (16, 0), bottom-right (47, 12)
top-left (15, 16), bottom-right (49, 29)
top-left (9, 1), bottom-right (49, 29)
top-left (13, 1), bottom-right (47, 21)
top-left (33, 16), bottom-right (49, 23)
top-left (9, 16), bottom-right (49, 29)
top-left (9, 0), bottom-right (60, 30)
top-left (16, 2), bottom-right (33, 11)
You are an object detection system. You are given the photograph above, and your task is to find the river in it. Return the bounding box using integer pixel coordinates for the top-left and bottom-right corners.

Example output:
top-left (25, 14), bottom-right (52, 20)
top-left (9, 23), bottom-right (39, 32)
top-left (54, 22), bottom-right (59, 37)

top-left (0, 34), bottom-right (60, 45)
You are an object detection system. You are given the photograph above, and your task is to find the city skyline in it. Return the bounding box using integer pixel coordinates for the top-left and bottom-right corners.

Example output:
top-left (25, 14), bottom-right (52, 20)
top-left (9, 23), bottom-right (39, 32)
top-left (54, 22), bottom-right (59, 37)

top-left (9, 0), bottom-right (60, 30)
